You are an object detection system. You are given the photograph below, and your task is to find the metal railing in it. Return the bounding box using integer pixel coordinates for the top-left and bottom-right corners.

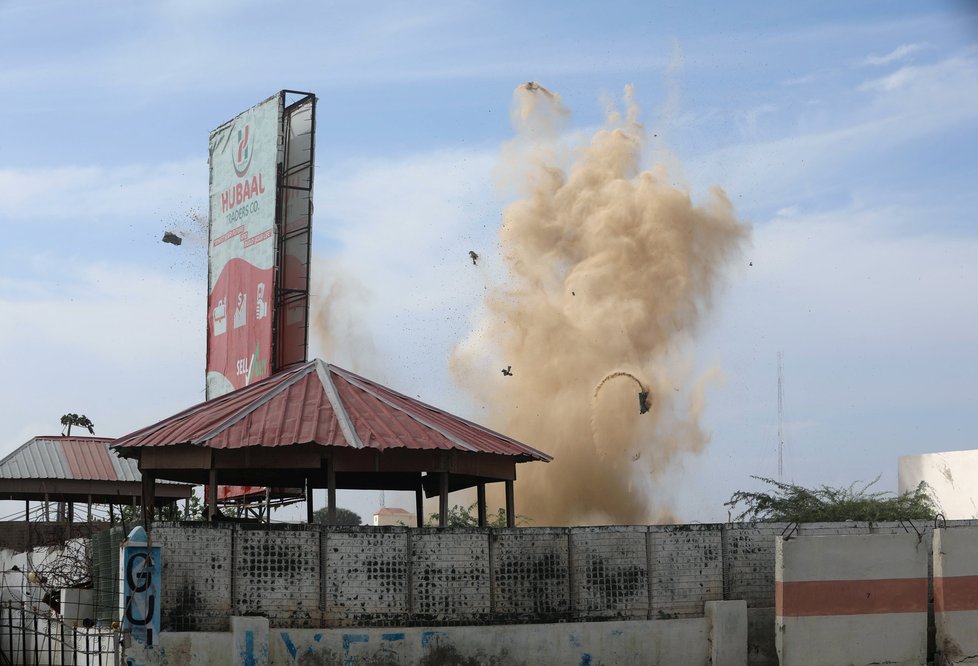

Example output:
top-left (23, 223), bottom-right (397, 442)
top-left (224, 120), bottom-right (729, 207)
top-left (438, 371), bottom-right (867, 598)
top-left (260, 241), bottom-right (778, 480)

top-left (0, 603), bottom-right (119, 666)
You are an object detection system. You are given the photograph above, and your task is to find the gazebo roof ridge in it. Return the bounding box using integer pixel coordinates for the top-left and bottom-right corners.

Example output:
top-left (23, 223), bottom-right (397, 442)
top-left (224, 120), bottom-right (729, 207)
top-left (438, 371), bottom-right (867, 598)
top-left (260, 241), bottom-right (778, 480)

top-left (113, 358), bottom-right (552, 463)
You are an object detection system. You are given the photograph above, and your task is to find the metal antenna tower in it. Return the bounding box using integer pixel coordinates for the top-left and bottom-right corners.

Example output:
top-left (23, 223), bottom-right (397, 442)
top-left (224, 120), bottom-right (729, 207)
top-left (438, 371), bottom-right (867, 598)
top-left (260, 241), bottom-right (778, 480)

top-left (777, 351), bottom-right (785, 483)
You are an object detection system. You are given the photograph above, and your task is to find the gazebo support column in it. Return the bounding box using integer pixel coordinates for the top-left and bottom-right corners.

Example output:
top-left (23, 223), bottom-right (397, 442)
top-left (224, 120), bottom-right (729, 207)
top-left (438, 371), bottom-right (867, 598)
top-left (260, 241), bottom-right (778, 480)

top-left (207, 468), bottom-right (218, 521)
top-left (306, 479), bottom-right (314, 525)
top-left (415, 482), bottom-right (425, 527)
top-left (66, 501), bottom-right (74, 540)
top-left (326, 459), bottom-right (336, 526)
top-left (505, 480), bottom-right (515, 528)
top-left (141, 473), bottom-right (156, 529)
top-left (477, 482), bottom-right (487, 527)
top-left (439, 472), bottom-right (449, 527)
top-left (24, 500), bottom-right (30, 550)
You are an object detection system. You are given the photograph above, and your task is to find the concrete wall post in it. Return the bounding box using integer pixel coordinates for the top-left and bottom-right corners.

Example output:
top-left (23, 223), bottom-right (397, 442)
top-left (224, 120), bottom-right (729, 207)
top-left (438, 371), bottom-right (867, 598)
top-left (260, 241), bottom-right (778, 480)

top-left (231, 616), bottom-right (269, 666)
top-left (706, 600), bottom-right (747, 666)
top-left (933, 527), bottom-right (978, 664)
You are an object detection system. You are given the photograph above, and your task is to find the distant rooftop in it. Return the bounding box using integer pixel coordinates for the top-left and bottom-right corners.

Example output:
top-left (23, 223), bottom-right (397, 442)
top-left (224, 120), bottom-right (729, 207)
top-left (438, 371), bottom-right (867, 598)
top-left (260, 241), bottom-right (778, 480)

top-left (374, 507), bottom-right (413, 516)
top-left (0, 436), bottom-right (191, 505)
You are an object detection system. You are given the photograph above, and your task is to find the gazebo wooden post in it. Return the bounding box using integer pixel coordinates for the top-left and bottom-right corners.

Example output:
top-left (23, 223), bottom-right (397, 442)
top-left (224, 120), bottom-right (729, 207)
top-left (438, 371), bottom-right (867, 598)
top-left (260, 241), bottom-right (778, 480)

top-left (207, 468), bottom-right (218, 521)
top-left (141, 473), bottom-right (155, 529)
top-left (67, 501), bottom-right (74, 540)
top-left (306, 478), bottom-right (314, 524)
top-left (263, 487), bottom-right (272, 524)
top-left (326, 458), bottom-right (336, 526)
top-left (87, 494), bottom-right (92, 523)
top-left (24, 500), bottom-right (30, 550)
top-left (477, 482), bottom-right (487, 527)
top-left (505, 480), bottom-right (515, 528)
top-left (439, 472), bottom-right (449, 527)
top-left (415, 479), bottom-right (425, 528)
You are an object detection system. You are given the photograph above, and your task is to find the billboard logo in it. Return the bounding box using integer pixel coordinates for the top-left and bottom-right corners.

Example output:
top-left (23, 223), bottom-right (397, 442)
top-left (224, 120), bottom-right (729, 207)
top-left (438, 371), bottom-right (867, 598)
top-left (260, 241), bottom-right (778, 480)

top-left (255, 282), bottom-right (268, 320)
top-left (212, 297), bottom-right (227, 336)
top-left (232, 124), bottom-right (253, 176)
top-left (233, 292), bottom-right (248, 329)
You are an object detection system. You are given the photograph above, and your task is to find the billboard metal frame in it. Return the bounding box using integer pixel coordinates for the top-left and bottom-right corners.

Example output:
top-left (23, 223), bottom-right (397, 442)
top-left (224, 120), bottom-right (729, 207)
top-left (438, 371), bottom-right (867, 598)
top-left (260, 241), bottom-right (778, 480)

top-left (273, 90), bottom-right (316, 373)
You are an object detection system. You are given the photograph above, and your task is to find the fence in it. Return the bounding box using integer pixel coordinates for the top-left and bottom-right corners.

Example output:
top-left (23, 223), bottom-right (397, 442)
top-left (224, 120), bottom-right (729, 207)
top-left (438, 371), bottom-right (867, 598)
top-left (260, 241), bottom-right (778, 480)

top-left (0, 603), bottom-right (119, 666)
top-left (120, 519), bottom-right (970, 632)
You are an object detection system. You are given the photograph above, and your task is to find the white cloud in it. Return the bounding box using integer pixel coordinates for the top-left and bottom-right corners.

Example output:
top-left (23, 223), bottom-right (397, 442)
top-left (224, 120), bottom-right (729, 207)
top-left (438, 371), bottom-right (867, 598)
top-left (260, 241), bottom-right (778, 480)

top-left (0, 159), bottom-right (206, 222)
top-left (0, 257), bottom-right (206, 457)
top-left (862, 43), bottom-right (926, 67)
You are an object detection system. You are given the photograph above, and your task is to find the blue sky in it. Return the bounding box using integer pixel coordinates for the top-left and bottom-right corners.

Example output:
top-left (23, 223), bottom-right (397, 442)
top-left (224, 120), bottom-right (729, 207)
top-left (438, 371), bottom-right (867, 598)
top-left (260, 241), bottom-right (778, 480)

top-left (1, 1), bottom-right (976, 523)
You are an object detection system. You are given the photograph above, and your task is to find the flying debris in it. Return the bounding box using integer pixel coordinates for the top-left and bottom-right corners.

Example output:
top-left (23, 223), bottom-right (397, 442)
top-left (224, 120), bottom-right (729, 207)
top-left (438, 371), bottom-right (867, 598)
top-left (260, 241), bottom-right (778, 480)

top-left (162, 231), bottom-right (183, 246)
top-left (638, 390), bottom-right (651, 415)
top-left (501, 366), bottom-right (513, 376)
top-left (594, 371), bottom-right (652, 416)
top-left (469, 250), bottom-right (479, 265)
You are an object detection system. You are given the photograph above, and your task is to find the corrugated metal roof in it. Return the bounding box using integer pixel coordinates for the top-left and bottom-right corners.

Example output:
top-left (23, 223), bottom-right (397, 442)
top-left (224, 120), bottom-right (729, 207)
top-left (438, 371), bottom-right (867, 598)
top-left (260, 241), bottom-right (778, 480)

top-left (114, 359), bottom-right (552, 463)
top-left (0, 436), bottom-right (140, 481)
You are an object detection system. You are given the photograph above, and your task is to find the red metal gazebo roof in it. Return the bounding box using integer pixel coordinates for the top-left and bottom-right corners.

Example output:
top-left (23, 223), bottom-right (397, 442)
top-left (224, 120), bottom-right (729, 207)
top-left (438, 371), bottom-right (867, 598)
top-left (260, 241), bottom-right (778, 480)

top-left (113, 359), bottom-right (550, 463)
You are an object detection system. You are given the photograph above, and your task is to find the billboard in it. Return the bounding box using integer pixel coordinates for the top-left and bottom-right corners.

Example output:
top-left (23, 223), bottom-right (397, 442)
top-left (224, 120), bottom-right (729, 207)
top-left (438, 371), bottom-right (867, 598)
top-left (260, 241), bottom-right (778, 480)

top-left (206, 91), bottom-right (315, 400)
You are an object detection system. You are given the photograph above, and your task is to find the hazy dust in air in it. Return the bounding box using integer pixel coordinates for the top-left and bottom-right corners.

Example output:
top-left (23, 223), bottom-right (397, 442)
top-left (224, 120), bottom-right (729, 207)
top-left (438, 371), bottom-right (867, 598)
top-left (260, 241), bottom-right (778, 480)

top-left (452, 82), bottom-right (749, 526)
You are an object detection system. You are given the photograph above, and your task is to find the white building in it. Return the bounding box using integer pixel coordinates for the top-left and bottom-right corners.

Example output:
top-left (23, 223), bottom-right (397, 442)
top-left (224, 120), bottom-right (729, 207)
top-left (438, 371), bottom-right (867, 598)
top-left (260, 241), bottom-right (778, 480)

top-left (898, 449), bottom-right (978, 520)
top-left (373, 507), bottom-right (416, 527)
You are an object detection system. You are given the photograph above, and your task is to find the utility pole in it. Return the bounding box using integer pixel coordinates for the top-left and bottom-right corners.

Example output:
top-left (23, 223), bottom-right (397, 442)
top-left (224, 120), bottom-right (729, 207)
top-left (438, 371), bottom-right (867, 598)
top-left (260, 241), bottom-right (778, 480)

top-left (778, 351), bottom-right (785, 483)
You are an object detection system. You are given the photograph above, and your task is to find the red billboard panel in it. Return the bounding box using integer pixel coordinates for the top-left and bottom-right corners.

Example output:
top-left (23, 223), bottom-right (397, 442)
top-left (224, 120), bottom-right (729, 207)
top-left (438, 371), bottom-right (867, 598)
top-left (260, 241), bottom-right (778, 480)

top-left (207, 94), bottom-right (281, 399)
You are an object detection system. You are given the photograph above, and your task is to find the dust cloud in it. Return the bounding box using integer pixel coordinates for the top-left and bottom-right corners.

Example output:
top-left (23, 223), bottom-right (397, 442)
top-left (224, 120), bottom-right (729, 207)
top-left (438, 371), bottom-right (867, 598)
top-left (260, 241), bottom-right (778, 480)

top-left (452, 83), bottom-right (749, 526)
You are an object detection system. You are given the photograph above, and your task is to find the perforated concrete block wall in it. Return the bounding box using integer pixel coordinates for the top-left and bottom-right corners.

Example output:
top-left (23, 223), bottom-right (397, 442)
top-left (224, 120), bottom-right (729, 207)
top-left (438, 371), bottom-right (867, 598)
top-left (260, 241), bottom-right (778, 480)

top-left (722, 524), bottom-right (786, 608)
top-left (650, 525), bottom-right (723, 619)
top-left (233, 526), bottom-right (321, 628)
top-left (491, 527), bottom-right (570, 621)
top-left (570, 527), bottom-right (649, 620)
top-left (410, 529), bottom-right (490, 625)
top-left (155, 524), bottom-right (233, 632)
top-left (322, 527), bottom-right (409, 627)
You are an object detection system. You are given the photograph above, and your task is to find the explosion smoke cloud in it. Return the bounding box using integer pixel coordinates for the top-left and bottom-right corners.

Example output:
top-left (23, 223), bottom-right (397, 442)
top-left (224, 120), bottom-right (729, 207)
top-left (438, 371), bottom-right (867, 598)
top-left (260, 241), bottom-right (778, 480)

top-left (452, 83), bottom-right (749, 525)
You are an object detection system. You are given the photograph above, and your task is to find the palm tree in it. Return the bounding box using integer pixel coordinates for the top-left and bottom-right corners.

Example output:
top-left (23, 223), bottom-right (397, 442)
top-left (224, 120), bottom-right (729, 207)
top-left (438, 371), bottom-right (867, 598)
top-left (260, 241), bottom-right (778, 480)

top-left (60, 413), bottom-right (95, 436)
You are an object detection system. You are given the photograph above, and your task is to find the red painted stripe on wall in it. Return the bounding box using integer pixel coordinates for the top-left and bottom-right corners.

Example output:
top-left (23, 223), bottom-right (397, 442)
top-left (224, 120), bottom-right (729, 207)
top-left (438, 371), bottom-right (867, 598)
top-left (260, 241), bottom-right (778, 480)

top-left (934, 575), bottom-right (978, 613)
top-left (776, 578), bottom-right (928, 617)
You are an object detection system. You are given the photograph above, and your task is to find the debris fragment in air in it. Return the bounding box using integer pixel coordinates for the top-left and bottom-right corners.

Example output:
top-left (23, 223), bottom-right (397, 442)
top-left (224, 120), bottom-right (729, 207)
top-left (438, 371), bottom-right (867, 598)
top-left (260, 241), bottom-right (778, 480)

top-left (638, 390), bottom-right (651, 415)
top-left (469, 250), bottom-right (479, 265)
top-left (162, 231), bottom-right (183, 246)
top-left (501, 366), bottom-right (513, 376)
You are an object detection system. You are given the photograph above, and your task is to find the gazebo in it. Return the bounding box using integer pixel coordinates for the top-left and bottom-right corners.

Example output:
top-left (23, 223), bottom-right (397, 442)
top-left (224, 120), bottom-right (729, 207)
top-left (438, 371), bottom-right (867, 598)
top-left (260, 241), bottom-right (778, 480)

top-left (0, 436), bottom-right (193, 545)
top-left (113, 359), bottom-right (550, 527)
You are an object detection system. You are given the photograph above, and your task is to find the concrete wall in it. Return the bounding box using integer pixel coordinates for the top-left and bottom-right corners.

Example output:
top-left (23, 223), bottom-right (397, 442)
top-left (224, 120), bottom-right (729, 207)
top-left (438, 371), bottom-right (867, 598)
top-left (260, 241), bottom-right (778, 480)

top-left (776, 533), bottom-right (929, 666)
top-left (900, 449), bottom-right (978, 519)
top-left (109, 519), bottom-right (978, 665)
top-left (125, 607), bottom-right (749, 666)
top-left (934, 527), bottom-right (978, 664)
top-left (148, 523), bottom-right (726, 631)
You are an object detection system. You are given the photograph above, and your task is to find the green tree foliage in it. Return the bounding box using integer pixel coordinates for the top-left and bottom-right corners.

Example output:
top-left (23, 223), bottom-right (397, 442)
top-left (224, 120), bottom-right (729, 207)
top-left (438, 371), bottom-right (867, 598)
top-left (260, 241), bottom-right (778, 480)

top-left (725, 476), bottom-right (937, 523)
top-left (60, 413), bottom-right (94, 436)
top-left (426, 503), bottom-right (526, 527)
top-left (120, 489), bottom-right (204, 524)
top-left (313, 507), bottom-right (363, 526)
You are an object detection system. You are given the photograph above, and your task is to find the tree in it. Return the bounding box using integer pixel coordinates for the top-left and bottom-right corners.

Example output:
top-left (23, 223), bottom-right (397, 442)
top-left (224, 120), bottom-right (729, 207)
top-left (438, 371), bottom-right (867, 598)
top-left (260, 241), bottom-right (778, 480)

top-left (119, 489), bottom-right (204, 524)
top-left (60, 413), bottom-right (94, 436)
top-left (313, 507), bottom-right (363, 526)
top-left (725, 476), bottom-right (937, 523)
top-left (426, 503), bottom-right (527, 527)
